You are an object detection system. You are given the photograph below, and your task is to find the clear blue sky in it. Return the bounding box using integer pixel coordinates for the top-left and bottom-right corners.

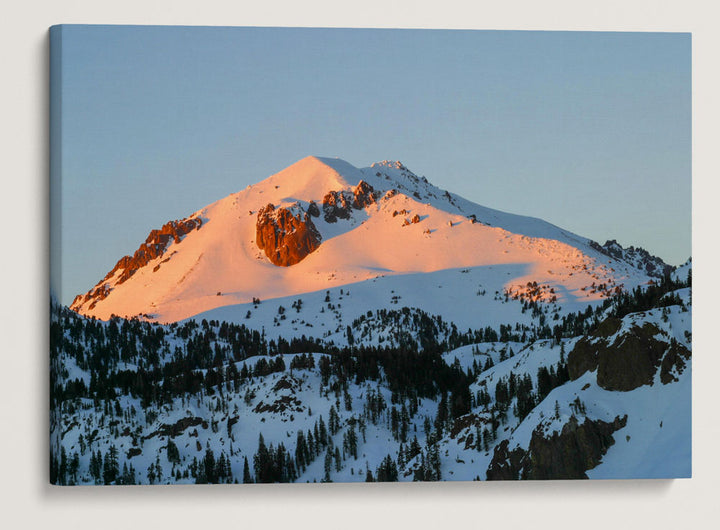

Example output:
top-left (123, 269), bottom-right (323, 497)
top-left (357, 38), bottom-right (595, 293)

top-left (50, 25), bottom-right (691, 306)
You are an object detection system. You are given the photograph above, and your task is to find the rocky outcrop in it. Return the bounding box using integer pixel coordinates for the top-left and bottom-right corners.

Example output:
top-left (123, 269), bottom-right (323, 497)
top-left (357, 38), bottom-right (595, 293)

top-left (353, 180), bottom-right (376, 209)
top-left (143, 416), bottom-right (206, 440)
top-left (567, 319), bottom-right (691, 391)
top-left (486, 415), bottom-right (627, 480)
top-left (71, 217), bottom-right (202, 311)
top-left (256, 203), bottom-right (322, 267)
top-left (486, 439), bottom-right (527, 480)
top-left (307, 200), bottom-right (320, 218)
top-left (322, 181), bottom-right (377, 223)
top-left (567, 337), bottom-right (599, 381)
top-left (589, 239), bottom-right (674, 278)
top-left (660, 339), bottom-right (692, 384)
top-left (596, 324), bottom-right (669, 391)
top-left (591, 316), bottom-right (622, 338)
top-left (114, 218), bottom-right (202, 284)
top-left (524, 415), bottom-right (627, 479)
top-left (322, 190), bottom-right (354, 223)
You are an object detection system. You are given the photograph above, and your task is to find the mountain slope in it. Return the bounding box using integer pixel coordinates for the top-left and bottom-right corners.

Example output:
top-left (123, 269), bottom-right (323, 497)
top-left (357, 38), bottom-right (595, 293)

top-left (50, 273), bottom-right (691, 485)
top-left (70, 156), bottom-right (655, 323)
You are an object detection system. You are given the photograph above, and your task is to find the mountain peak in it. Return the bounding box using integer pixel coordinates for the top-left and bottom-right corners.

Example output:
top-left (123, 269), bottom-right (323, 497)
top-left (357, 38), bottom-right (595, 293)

top-left (259, 157), bottom-right (428, 203)
top-left (367, 159), bottom-right (429, 187)
top-left (371, 160), bottom-right (409, 171)
top-left (258, 156), bottom-right (366, 202)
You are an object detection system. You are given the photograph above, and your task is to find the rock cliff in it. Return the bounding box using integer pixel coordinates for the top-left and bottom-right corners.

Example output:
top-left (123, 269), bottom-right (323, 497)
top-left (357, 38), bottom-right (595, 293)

top-left (70, 217), bottom-right (202, 311)
top-left (255, 204), bottom-right (322, 267)
top-left (486, 415), bottom-right (627, 480)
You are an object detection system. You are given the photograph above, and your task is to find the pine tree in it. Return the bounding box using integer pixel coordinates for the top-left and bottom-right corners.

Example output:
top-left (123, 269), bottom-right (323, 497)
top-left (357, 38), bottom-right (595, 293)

top-left (90, 450), bottom-right (103, 484)
top-left (58, 446), bottom-right (68, 486)
top-left (424, 437), bottom-right (441, 481)
top-left (242, 456), bottom-right (253, 484)
top-left (295, 430), bottom-right (307, 471)
top-left (343, 387), bottom-right (353, 411)
top-left (434, 392), bottom-right (449, 435)
top-left (68, 452), bottom-right (79, 485)
top-left (307, 430), bottom-right (315, 458)
top-left (202, 446), bottom-right (216, 483)
top-left (391, 407), bottom-right (400, 440)
top-left (119, 462), bottom-right (131, 485)
top-left (102, 445), bottom-right (119, 484)
top-left (254, 433), bottom-right (273, 483)
top-left (147, 462), bottom-right (157, 485)
top-left (318, 416), bottom-right (328, 446)
top-left (167, 439), bottom-right (180, 464)
top-left (155, 455), bottom-right (164, 483)
top-left (482, 427), bottom-right (491, 452)
top-left (376, 455), bottom-right (398, 482)
top-left (397, 444), bottom-right (406, 469)
top-left (323, 448), bottom-right (333, 482)
top-left (343, 424), bottom-right (358, 460)
top-left (329, 405), bottom-right (340, 435)
top-left (365, 463), bottom-right (374, 482)
top-left (334, 447), bottom-right (342, 472)
top-left (400, 405), bottom-right (409, 443)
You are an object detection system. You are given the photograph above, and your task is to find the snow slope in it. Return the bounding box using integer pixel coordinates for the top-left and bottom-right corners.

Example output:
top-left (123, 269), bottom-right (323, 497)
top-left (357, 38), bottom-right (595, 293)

top-left (50, 284), bottom-right (691, 484)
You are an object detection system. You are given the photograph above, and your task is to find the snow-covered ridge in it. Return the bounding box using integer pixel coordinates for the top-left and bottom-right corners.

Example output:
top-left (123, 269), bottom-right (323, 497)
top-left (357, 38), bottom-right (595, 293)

top-left (588, 239), bottom-right (676, 278)
top-left (672, 258), bottom-right (692, 283)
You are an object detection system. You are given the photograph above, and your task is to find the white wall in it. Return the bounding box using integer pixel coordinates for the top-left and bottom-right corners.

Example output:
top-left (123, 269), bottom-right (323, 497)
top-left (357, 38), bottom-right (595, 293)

top-left (2, 1), bottom-right (718, 529)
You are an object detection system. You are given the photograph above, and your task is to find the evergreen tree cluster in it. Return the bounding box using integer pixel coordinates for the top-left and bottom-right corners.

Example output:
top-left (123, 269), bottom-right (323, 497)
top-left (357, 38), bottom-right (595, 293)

top-left (193, 445), bottom-right (235, 484)
top-left (492, 360), bottom-right (571, 424)
top-left (51, 444), bottom-right (136, 485)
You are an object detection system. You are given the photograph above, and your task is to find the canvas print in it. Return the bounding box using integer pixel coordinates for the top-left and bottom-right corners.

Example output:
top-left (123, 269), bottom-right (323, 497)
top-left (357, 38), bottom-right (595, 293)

top-left (49, 25), bottom-right (691, 485)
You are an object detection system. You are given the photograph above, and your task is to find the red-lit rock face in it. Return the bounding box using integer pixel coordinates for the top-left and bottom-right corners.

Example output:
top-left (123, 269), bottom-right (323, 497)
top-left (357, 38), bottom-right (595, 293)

top-left (322, 180), bottom-right (377, 223)
top-left (255, 204), bottom-right (322, 267)
top-left (70, 217), bottom-right (202, 311)
top-left (255, 181), bottom-right (377, 266)
top-left (353, 180), bottom-right (376, 209)
top-left (114, 218), bottom-right (202, 284)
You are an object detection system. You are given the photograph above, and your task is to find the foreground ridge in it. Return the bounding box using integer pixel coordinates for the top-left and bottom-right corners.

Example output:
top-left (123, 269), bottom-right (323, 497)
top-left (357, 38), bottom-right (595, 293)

top-left (50, 269), bottom-right (691, 484)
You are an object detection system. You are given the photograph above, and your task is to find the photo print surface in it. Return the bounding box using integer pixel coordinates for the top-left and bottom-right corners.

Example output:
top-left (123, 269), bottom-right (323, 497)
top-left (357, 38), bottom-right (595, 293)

top-left (50, 25), bottom-right (691, 485)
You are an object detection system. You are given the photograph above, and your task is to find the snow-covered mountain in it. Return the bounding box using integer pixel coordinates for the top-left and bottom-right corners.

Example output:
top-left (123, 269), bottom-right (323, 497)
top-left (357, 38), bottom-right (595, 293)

top-left (70, 156), bottom-right (659, 326)
top-left (53, 156), bottom-right (690, 485)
